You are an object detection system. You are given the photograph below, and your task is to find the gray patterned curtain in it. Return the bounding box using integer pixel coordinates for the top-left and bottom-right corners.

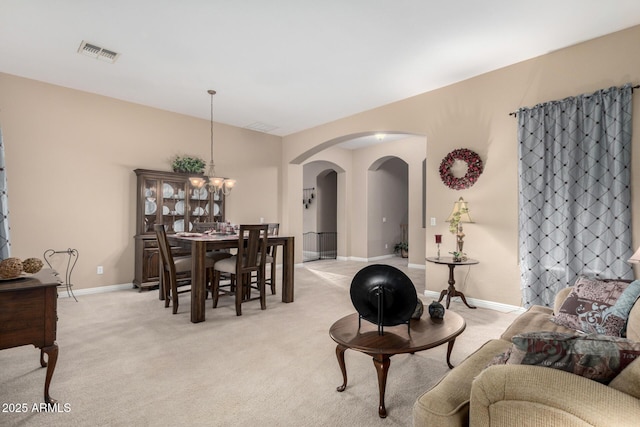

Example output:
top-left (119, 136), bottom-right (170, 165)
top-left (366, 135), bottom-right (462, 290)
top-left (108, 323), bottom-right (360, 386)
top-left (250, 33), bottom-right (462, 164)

top-left (0, 127), bottom-right (10, 259)
top-left (518, 84), bottom-right (634, 308)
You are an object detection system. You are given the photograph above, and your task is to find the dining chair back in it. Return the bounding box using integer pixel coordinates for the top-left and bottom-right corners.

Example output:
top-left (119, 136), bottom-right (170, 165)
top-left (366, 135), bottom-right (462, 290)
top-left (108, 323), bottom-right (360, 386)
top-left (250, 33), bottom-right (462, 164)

top-left (212, 224), bottom-right (269, 316)
top-left (155, 224), bottom-right (186, 313)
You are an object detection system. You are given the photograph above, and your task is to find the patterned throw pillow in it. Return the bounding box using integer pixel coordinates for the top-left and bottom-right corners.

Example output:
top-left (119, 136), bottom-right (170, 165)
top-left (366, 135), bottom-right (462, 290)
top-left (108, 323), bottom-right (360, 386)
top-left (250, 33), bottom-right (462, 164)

top-left (551, 277), bottom-right (640, 337)
top-left (506, 331), bottom-right (640, 384)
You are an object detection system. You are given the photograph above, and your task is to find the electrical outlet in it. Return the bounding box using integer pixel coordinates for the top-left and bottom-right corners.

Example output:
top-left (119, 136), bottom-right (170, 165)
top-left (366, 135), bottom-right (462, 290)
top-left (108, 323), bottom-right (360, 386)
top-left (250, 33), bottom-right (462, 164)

top-left (97, 266), bottom-right (104, 275)
top-left (430, 217), bottom-right (436, 226)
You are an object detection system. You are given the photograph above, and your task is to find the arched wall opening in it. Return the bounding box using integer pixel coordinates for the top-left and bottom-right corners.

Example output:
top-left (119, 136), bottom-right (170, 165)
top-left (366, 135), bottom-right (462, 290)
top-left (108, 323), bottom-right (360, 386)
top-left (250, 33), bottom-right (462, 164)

top-left (302, 161), bottom-right (340, 261)
top-left (287, 131), bottom-right (426, 267)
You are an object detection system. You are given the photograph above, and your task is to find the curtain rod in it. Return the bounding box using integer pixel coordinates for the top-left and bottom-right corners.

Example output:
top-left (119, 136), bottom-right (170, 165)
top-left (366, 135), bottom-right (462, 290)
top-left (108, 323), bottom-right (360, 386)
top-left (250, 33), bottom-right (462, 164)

top-left (508, 84), bottom-right (640, 117)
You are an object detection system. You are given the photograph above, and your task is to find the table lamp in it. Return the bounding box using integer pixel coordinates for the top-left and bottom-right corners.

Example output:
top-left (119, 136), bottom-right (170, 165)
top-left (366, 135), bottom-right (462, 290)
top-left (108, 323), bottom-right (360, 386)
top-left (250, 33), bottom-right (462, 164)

top-left (629, 247), bottom-right (640, 263)
top-left (446, 197), bottom-right (472, 256)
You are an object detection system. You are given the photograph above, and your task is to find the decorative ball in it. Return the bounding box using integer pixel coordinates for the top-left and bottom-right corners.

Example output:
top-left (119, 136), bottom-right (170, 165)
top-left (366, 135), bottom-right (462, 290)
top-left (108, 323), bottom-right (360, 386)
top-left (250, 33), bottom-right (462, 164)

top-left (428, 301), bottom-right (445, 319)
top-left (411, 299), bottom-right (424, 319)
top-left (0, 257), bottom-right (23, 279)
top-left (23, 258), bottom-right (44, 274)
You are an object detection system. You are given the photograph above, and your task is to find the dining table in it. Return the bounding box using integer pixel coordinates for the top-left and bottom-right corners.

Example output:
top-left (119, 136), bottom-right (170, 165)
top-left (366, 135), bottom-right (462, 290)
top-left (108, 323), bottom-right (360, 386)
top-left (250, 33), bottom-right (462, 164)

top-left (167, 232), bottom-right (295, 323)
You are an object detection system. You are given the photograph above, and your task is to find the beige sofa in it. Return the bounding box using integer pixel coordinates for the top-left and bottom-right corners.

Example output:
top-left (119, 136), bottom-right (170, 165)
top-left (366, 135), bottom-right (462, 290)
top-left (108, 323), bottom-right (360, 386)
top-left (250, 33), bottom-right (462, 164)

top-left (413, 286), bottom-right (640, 427)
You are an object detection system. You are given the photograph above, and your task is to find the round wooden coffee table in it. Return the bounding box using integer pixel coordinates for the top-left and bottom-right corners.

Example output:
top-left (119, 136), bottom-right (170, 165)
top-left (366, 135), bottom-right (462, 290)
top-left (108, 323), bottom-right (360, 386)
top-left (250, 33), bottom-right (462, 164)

top-left (329, 311), bottom-right (466, 418)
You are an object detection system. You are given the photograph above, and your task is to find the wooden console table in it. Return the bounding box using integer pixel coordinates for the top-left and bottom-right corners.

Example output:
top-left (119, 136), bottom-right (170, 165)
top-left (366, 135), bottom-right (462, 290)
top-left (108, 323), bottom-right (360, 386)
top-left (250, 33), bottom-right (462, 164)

top-left (0, 269), bottom-right (60, 403)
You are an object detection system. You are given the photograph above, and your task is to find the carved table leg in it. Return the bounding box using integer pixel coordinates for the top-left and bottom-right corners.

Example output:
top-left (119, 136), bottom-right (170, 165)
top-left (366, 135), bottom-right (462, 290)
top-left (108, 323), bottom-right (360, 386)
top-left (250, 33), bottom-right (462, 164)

top-left (454, 290), bottom-right (476, 309)
top-left (446, 338), bottom-right (457, 369)
top-left (372, 354), bottom-right (391, 418)
top-left (437, 289), bottom-right (448, 304)
top-left (335, 344), bottom-right (348, 392)
top-left (40, 348), bottom-right (47, 367)
top-left (41, 344), bottom-right (59, 404)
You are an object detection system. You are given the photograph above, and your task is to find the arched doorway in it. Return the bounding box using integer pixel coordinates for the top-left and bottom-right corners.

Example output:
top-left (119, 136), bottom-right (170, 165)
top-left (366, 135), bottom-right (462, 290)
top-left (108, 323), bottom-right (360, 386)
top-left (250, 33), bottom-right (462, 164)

top-left (302, 161), bottom-right (338, 262)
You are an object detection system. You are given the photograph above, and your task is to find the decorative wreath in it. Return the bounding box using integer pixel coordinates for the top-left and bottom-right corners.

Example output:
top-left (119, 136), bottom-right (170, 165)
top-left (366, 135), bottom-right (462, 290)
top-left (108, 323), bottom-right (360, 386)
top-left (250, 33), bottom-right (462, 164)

top-left (439, 148), bottom-right (484, 190)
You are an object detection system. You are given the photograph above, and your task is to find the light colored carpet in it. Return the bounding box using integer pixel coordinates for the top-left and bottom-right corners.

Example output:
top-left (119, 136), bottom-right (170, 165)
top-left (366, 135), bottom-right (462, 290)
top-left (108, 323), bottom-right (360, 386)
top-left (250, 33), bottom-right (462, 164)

top-left (0, 258), bottom-right (519, 426)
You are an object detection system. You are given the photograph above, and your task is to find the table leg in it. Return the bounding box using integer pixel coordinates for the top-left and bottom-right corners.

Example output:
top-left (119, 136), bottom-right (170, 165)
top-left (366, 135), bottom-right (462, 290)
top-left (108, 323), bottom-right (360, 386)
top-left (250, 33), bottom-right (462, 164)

top-left (437, 289), bottom-right (448, 306)
top-left (282, 237), bottom-right (294, 303)
top-left (335, 344), bottom-right (348, 392)
top-left (446, 338), bottom-right (457, 369)
top-left (372, 354), bottom-right (390, 418)
top-left (454, 290), bottom-right (476, 309)
top-left (190, 240), bottom-right (207, 323)
top-left (437, 264), bottom-right (476, 309)
top-left (41, 344), bottom-right (58, 404)
top-left (447, 264), bottom-right (456, 308)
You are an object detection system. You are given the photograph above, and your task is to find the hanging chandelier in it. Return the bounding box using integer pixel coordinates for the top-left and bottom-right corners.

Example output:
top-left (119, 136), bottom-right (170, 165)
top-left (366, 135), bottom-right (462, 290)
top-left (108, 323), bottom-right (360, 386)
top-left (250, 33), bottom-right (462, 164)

top-left (190, 90), bottom-right (236, 196)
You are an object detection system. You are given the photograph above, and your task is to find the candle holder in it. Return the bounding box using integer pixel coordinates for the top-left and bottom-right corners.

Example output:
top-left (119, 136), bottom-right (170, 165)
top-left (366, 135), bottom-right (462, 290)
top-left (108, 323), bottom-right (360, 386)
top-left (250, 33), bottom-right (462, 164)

top-left (435, 235), bottom-right (442, 259)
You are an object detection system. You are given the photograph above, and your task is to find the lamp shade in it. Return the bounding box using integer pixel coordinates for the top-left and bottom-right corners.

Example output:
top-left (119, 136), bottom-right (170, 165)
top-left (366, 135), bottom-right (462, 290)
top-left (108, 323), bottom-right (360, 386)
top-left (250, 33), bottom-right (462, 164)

top-left (446, 197), bottom-right (472, 223)
top-left (629, 246), bottom-right (640, 263)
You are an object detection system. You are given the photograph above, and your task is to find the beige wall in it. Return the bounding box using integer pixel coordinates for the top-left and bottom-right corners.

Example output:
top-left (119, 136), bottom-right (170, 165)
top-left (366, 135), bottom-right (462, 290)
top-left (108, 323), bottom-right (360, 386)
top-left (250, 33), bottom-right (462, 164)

top-left (0, 73), bottom-right (281, 289)
top-left (1, 25), bottom-right (638, 305)
top-left (283, 25), bottom-right (640, 307)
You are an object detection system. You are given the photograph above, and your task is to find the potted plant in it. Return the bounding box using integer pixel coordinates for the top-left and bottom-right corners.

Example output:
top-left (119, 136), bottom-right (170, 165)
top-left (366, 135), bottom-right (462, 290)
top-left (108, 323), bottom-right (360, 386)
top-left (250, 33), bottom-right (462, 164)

top-left (450, 250), bottom-right (466, 263)
top-left (394, 241), bottom-right (408, 258)
top-left (171, 155), bottom-right (206, 174)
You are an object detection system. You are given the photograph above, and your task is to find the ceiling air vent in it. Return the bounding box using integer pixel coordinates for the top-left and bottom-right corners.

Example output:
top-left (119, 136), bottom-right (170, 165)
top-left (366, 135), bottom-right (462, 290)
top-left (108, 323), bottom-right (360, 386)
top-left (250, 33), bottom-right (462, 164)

top-left (244, 122), bottom-right (278, 133)
top-left (77, 40), bottom-right (120, 64)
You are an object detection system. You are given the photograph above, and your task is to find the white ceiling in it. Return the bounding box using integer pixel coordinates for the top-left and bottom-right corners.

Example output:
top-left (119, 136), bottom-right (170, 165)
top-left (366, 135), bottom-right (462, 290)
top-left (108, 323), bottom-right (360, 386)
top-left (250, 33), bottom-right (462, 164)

top-left (1, 1), bottom-right (640, 138)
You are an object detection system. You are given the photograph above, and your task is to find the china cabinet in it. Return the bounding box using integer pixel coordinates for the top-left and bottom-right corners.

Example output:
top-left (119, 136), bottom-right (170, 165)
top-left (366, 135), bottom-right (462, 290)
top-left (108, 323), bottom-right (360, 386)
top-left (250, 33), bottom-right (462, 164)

top-left (133, 169), bottom-right (225, 290)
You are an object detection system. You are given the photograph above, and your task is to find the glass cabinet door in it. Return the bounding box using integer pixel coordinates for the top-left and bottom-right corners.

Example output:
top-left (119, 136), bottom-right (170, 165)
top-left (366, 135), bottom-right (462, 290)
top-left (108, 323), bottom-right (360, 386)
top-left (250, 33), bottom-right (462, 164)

top-left (160, 179), bottom-right (189, 233)
top-left (210, 189), bottom-right (224, 222)
top-left (189, 185), bottom-right (209, 225)
top-left (142, 178), bottom-right (159, 233)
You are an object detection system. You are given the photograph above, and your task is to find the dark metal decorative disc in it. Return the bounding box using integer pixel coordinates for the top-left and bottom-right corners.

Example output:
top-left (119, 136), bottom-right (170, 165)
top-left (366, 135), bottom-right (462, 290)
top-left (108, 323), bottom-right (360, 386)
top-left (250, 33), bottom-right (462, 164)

top-left (350, 264), bottom-right (418, 326)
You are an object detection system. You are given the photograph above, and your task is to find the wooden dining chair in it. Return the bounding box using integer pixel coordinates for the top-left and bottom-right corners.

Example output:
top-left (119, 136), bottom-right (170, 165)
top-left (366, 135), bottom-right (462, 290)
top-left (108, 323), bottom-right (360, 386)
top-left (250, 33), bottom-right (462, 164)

top-left (154, 224), bottom-right (224, 314)
top-left (211, 224), bottom-right (268, 316)
top-left (265, 223), bottom-right (279, 294)
top-left (249, 222), bottom-right (279, 294)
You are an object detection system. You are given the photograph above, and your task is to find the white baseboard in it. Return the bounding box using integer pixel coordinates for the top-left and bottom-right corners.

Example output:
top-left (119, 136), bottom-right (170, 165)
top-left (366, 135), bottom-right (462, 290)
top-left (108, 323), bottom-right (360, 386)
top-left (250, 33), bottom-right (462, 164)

top-left (368, 254), bottom-right (394, 262)
top-left (322, 256), bottom-right (426, 270)
top-left (422, 290), bottom-right (526, 314)
top-left (58, 283), bottom-right (134, 298)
